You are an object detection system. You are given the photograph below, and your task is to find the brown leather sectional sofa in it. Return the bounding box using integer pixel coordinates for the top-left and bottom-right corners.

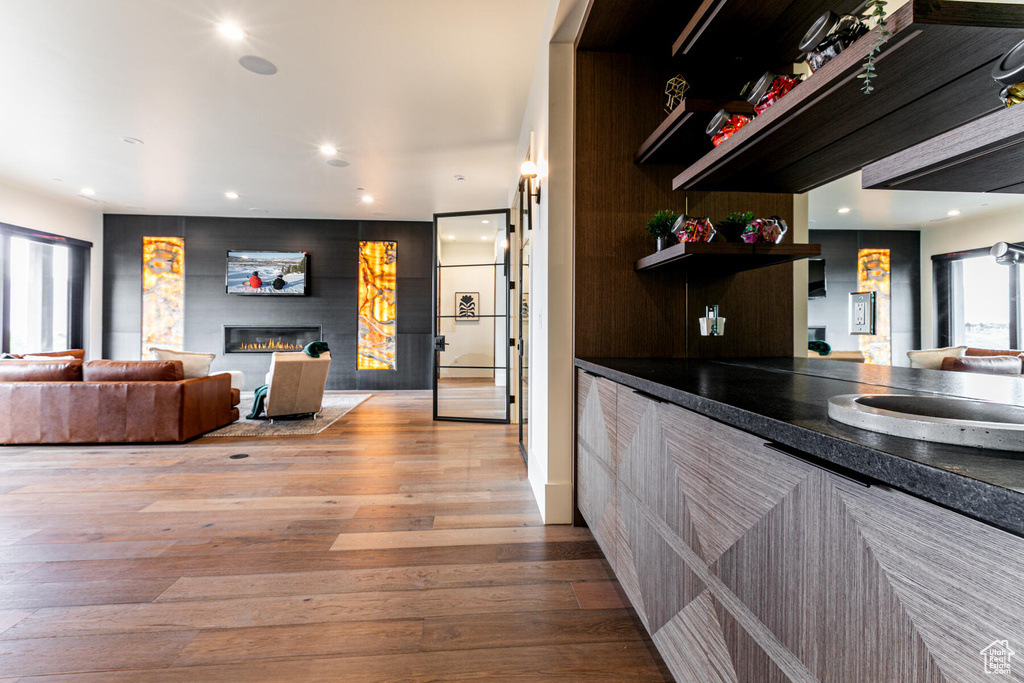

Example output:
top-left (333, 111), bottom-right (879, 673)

top-left (0, 356), bottom-right (240, 444)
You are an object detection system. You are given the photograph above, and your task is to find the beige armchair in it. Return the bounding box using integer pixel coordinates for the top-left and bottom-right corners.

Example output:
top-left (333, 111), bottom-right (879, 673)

top-left (263, 351), bottom-right (331, 420)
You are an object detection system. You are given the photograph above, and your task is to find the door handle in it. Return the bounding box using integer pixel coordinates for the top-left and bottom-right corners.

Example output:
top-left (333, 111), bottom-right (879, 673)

top-left (433, 335), bottom-right (448, 352)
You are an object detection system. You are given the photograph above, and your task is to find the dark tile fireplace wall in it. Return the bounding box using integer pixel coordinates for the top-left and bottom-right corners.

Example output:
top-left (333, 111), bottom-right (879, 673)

top-left (103, 214), bottom-right (433, 390)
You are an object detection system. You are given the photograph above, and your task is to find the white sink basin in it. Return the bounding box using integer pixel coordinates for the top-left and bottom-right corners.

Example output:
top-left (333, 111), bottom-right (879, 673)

top-left (828, 394), bottom-right (1024, 452)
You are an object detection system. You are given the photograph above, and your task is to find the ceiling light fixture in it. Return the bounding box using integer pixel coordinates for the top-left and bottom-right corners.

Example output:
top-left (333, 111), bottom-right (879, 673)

top-left (482, 220), bottom-right (489, 224)
top-left (218, 23), bottom-right (246, 40)
top-left (837, 207), bottom-right (851, 214)
top-left (520, 160), bottom-right (541, 204)
top-left (947, 209), bottom-right (961, 216)
top-left (320, 145), bottom-right (337, 156)
top-left (80, 187), bottom-right (96, 196)
top-left (361, 195), bottom-right (373, 203)
top-left (224, 191), bottom-right (239, 199)
top-left (447, 235), bottom-right (455, 240)
top-left (480, 236), bottom-right (489, 240)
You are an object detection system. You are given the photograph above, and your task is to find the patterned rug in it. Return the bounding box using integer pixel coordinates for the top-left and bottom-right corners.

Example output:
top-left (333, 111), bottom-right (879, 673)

top-left (203, 393), bottom-right (372, 437)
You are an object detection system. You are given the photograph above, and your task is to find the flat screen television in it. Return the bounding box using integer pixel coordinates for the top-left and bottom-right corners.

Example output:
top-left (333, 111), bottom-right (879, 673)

top-left (808, 258), bottom-right (826, 299)
top-left (226, 251), bottom-right (308, 296)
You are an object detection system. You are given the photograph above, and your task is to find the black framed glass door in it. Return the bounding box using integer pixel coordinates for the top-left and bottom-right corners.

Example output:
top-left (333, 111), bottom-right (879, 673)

top-left (432, 209), bottom-right (511, 423)
top-left (513, 182), bottom-right (532, 460)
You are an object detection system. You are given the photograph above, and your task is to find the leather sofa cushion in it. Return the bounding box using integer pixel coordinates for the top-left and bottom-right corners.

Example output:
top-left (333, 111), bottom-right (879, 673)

top-left (0, 360), bottom-right (83, 382)
top-left (940, 355), bottom-right (1023, 375)
top-left (231, 388), bottom-right (241, 406)
top-left (11, 349), bottom-right (86, 360)
top-left (83, 360), bottom-right (185, 382)
top-left (966, 347), bottom-right (1023, 357)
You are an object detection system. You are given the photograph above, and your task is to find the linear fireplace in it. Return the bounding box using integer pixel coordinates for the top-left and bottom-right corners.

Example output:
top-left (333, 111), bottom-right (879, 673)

top-left (223, 325), bottom-right (323, 354)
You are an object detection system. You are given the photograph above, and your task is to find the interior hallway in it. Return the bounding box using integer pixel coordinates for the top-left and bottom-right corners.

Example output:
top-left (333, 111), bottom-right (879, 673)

top-left (0, 392), bottom-right (670, 681)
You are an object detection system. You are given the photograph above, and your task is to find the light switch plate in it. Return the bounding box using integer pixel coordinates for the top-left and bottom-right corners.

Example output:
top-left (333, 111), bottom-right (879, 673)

top-left (848, 292), bottom-right (876, 335)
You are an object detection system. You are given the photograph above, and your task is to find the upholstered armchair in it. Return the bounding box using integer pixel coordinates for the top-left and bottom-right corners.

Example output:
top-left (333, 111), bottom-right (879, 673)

top-left (263, 351), bottom-right (331, 420)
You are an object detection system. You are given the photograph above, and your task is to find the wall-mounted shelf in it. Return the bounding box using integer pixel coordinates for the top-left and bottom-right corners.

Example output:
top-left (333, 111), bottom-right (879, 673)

top-left (635, 241), bottom-right (821, 272)
top-left (862, 101), bottom-right (1024, 193)
top-left (636, 98), bottom-right (753, 165)
top-left (672, 0), bottom-right (863, 67)
top-left (670, 0), bottom-right (1024, 193)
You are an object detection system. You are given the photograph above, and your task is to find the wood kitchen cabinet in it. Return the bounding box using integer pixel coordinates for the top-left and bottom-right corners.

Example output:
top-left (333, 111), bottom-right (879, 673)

top-left (575, 368), bottom-right (1024, 683)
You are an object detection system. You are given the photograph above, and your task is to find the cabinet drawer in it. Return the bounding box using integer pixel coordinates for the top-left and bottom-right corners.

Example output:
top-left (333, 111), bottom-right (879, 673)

top-left (576, 369), bottom-right (617, 470)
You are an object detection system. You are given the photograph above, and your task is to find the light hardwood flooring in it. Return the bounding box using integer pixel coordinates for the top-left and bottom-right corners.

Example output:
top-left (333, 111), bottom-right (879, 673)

top-left (0, 391), bottom-right (670, 681)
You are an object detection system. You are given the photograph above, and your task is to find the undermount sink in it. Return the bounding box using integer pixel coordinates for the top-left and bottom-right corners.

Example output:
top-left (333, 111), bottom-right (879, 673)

top-left (828, 394), bottom-right (1024, 452)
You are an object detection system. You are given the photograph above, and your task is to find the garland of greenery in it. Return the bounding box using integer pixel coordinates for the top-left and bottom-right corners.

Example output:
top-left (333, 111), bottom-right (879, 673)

top-left (859, 0), bottom-right (891, 94)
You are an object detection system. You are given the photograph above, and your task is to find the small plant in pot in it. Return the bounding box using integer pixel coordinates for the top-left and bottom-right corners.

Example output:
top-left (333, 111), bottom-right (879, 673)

top-left (647, 210), bottom-right (681, 252)
top-left (716, 211), bottom-right (755, 242)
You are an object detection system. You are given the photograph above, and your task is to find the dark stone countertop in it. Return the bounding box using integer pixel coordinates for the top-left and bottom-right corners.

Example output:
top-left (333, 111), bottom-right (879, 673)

top-left (576, 357), bottom-right (1024, 537)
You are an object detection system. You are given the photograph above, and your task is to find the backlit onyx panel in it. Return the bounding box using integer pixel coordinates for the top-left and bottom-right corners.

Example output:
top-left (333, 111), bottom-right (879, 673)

top-left (358, 241), bottom-right (397, 370)
top-left (141, 236), bottom-right (184, 357)
top-left (858, 248), bottom-right (891, 365)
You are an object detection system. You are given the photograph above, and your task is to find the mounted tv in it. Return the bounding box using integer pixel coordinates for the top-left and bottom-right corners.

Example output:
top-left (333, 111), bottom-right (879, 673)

top-left (226, 251), bottom-right (308, 296)
top-left (808, 259), bottom-right (826, 299)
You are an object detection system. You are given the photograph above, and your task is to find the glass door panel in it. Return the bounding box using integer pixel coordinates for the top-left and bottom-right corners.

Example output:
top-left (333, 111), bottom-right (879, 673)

top-left (518, 189), bottom-right (531, 459)
top-left (433, 210), bottom-right (511, 422)
top-left (8, 237), bottom-right (69, 354)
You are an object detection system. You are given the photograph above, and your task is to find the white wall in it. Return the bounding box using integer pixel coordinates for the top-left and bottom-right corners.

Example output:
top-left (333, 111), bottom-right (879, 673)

top-left (509, 0), bottom-right (583, 524)
top-left (0, 178), bottom-right (103, 358)
top-left (438, 241), bottom-right (498, 378)
top-left (920, 205), bottom-right (1024, 349)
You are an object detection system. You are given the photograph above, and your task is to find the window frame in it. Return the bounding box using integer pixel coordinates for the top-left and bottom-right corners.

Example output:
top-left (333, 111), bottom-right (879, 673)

top-left (0, 221), bottom-right (91, 354)
top-left (933, 244), bottom-right (1021, 350)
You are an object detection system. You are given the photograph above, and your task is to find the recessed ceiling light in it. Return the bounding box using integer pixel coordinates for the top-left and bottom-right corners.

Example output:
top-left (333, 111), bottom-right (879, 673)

top-left (120, 136), bottom-right (144, 145)
top-left (480, 235), bottom-right (489, 240)
top-left (361, 195), bottom-right (373, 203)
top-left (218, 23), bottom-right (246, 40)
top-left (224, 191), bottom-right (239, 200)
top-left (80, 187), bottom-right (95, 196)
top-left (320, 145), bottom-right (337, 156)
top-left (447, 235), bottom-right (455, 240)
top-left (947, 209), bottom-right (961, 216)
top-left (482, 220), bottom-right (489, 224)
top-left (326, 159), bottom-right (349, 168)
top-left (238, 55), bottom-right (277, 76)
top-left (837, 207), bottom-right (851, 214)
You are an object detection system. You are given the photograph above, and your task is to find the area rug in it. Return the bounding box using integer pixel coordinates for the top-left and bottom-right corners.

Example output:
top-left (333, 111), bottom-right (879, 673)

top-left (203, 393), bottom-right (372, 437)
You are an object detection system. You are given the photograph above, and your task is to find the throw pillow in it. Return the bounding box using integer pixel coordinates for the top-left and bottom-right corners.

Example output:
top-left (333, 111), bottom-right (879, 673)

top-left (20, 355), bottom-right (78, 361)
top-left (149, 347), bottom-right (215, 379)
top-left (907, 346), bottom-right (968, 370)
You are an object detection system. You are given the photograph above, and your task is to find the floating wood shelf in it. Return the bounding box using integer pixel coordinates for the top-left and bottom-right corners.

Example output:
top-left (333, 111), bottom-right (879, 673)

top-left (670, 0), bottom-right (1024, 193)
top-left (672, 0), bottom-right (863, 65)
top-left (635, 241), bottom-right (820, 272)
top-left (636, 98), bottom-right (753, 165)
top-left (862, 101), bottom-right (1024, 193)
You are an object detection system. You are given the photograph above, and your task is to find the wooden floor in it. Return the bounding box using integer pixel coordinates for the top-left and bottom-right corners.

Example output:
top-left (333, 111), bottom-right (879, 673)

top-left (0, 391), bottom-right (670, 681)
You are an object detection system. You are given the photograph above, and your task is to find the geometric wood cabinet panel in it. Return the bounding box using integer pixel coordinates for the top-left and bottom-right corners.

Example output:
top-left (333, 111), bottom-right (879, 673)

top-left (575, 370), bottom-right (1024, 682)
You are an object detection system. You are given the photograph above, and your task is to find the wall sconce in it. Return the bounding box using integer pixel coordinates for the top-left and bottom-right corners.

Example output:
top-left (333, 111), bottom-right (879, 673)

top-left (520, 160), bottom-right (541, 204)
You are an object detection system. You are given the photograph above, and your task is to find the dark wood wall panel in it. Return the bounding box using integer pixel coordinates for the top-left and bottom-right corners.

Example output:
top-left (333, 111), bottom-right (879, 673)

top-left (574, 51), bottom-right (687, 358)
top-left (102, 214), bottom-right (434, 391)
top-left (685, 192), bottom-right (795, 358)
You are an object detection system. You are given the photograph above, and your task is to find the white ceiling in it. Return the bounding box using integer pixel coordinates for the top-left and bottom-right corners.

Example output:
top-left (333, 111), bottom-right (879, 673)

top-left (0, 0), bottom-right (548, 220)
top-left (808, 171), bottom-right (1024, 231)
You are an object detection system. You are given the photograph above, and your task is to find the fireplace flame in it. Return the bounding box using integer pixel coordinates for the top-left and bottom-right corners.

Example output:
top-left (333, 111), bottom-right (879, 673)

top-left (234, 339), bottom-right (304, 352)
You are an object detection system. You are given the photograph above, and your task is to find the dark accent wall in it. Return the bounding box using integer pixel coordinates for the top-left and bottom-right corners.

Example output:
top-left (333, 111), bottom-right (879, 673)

top-left (103, 214), bottom-right (434, 390)
top-left (807, 229), bottom-right (921, 366)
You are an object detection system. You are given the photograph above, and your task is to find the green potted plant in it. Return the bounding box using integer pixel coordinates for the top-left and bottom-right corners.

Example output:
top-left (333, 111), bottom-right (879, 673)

top-left (716, 211), bottom-right (754, 242)
top-left (647, 210), bottom-right (681, 252)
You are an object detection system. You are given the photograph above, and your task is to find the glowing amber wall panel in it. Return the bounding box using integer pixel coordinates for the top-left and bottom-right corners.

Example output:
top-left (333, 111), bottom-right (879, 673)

top-left (141, 236), bottom-right (185, 357)
top-left (858, 248), bottom-right (891, 365)
top-left (358, 241), bottom-right (397, 370)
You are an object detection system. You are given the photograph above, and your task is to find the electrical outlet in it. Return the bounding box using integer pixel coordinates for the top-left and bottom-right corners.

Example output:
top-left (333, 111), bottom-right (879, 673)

top-left (849, 292), bottom-right (876, 335)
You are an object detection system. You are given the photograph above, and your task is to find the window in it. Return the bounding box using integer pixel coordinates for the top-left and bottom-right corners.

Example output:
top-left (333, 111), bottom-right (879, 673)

top-left (0, 223), bottom-right (90, 355)
top-left (934, 245), bottom-right (1021, 350)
